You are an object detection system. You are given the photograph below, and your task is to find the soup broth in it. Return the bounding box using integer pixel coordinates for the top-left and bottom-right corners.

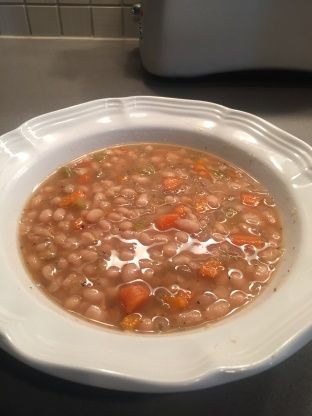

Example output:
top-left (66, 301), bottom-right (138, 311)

top-left (19, 144), bottom-right (283, 333)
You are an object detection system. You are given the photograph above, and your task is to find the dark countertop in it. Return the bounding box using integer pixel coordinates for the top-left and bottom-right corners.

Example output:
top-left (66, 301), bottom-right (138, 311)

top-left (0, 37), bottom-right (311, 415)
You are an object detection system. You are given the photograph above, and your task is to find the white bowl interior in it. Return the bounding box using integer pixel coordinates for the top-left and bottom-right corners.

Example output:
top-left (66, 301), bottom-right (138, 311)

top-left (0, 97), bottom-right (310, 392)
top-left (3, 126), bottom-right (301, 315)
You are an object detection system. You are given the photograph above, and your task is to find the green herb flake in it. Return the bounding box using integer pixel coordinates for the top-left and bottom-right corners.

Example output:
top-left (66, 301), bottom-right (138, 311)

top-left (58, 166), bottom-right (73, 178)
top-left (139, 164), bottom-right (156, 176)
top-left (151, 195), bottom-right (166, 206)
top-left (212, 170), bottom-right (229, 182)
top-left (133, 219), bottom-right (151, 231)
top-left (225, 208), bottom-right (238, 218)
top-left (73, 197), bottom-right (87, 209)
top-left (93, 151), bottom-right (107, 162)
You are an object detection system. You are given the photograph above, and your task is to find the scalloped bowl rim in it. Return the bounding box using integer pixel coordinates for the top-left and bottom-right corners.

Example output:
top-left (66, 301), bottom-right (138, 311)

top-left (0, 96), bottom-right (311, 392)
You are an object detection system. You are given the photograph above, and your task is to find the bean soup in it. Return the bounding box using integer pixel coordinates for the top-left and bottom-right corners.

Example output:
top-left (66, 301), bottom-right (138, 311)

top-left (19, 144), bottom-right (283, 332)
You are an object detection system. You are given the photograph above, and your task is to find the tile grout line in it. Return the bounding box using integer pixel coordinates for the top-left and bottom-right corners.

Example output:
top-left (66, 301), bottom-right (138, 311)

top-left (120, 0), bottom-right (125, 37)
top-left (0, 2), bottom-right (131, 38)
top-left (0, 2), bottom-right (127, 6)
top-left (56, 0), bottom-right (64, 34)
top-left (0, 34), bottom-right (137, 40)
top-left (23, 0), bottom-right (32, 35)
top-left (89, 1), bottom-right (95, 37)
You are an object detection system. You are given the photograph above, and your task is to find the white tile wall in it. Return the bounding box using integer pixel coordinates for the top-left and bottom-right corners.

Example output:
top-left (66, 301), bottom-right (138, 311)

top-left (27, 5), bottom-right (61, 36)
top-left (60, 6), bottom-right (92, 36)
top-left (0, 0), bottom-right (139, 37)
top-left (92, 6), bottom-right (122, 37)
top-left (91, 0), bottom-right (122, 4)
top-left (0, 5), bottom-right (30, 35)
top-left (123, 6), bottom-right (138, 38)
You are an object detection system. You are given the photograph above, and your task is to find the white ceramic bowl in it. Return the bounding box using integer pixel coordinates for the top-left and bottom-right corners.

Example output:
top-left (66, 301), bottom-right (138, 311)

top-left (0, 96), bottom-right (311, 393)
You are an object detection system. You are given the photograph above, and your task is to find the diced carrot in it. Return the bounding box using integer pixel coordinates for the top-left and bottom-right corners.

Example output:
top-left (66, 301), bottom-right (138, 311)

top-left (170, 294), bottom-right (190, 310)
top-left (162, 291), bottom-right (192, 310)
top-left (118, 284), bottom-right (150, 314)
top-left (192, 160), bottom-right (210, 177)
top-left (162, 177), bottom-right (182, 191)
top-left (58, 191), bottom-right (85, 208)
top-left (229, 233), bottom-right (264, 248)
top-left (73, 217), bottom-right (85, 230)
top-left (192, 161), bottom-right (203, 171)
top-left (174, 204), bottom-right (187, 218)
top-left (240, 192), bottom-right (262, 207)
top-left (77, 173), bottom-right (91, 184)
top-left (199, 259), bottom-right (223, 279)
top-left (117, 175), bottom-right (129, 183)
top-left (155, 213), bottom-right (179, 230)
top-left (120, 314), bottom-right (141, 331)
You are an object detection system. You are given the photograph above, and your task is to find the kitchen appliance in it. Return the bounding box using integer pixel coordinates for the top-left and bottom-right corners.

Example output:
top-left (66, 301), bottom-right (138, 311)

top-left (135, 0), bottom-right (312, 77)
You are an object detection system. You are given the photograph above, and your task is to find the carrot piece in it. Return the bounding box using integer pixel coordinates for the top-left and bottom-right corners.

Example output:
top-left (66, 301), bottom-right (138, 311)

top-left (199, 259), bottom-right (223, 279)
top-left (192, 160), bottom-right (210, 177)
top-left (174, 204), bottom-right (187, 218)
top-left (73, 217), bottom-right (85, 230)
top-left (162, 177), bottom-right (182, 191)
top-left (77, 173), bottom-right (91, 184)
top-left (171, 293), bottom-right (191, 310)
top-left (240, 192), bottom-right (262, 207)
top-left (117, 174), bottom-right (129, 183)
top-left (58, 191), bottom-right (85, 208)
top-left (118, 284), bottom-right (150, 314)
top-left (162, 291), bottom-right (192, 310)
top-left (229, 233), bottom-right (264, 248)
top-left (155, 213), bottom-right (179, 230)
top-left (120, 314), bottom-right (141, 331)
